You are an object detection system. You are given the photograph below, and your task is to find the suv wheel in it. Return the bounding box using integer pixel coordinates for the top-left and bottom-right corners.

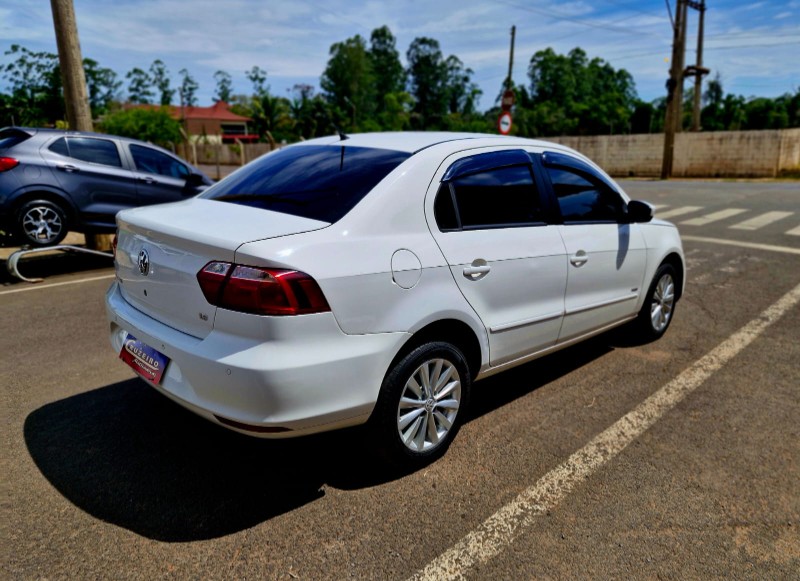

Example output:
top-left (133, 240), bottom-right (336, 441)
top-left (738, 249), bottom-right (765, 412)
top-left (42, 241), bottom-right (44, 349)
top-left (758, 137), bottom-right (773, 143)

top-left (16, 199), bottom-right (69, 247)
top-left (373, 342), bottom-right (471, 466)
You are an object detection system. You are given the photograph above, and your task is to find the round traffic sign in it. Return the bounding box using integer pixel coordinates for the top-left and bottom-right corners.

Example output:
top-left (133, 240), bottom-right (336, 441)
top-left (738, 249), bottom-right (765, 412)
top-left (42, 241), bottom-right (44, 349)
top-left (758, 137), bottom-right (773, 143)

top-left (498, 112), bottom-right (513, 135)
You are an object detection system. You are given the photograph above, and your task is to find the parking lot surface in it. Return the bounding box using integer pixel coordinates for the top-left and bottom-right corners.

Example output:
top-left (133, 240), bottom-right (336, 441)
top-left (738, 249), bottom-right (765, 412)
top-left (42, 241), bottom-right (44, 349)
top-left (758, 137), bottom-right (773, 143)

top-left (2, 180), bottom-right (799, 579)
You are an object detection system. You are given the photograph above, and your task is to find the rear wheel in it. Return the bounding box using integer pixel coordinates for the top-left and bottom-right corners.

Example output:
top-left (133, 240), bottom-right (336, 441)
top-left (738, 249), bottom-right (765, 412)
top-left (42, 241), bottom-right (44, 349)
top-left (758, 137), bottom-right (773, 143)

top-left (15, 199), bottom-right (69, 247)
top-left (373, 342), bottom-right (471, 466)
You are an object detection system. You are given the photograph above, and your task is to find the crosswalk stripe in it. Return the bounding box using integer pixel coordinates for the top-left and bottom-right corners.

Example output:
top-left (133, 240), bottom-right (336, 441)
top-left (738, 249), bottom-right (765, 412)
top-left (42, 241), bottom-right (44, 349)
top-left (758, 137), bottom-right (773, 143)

top-left (656, 206), bottom-right (703, 219)
top-left (787, 225), bottom-right (800, 236)
top-left (652, 204), bottom-right (669, 210)
top-left (682, 208), bottom-right (747, 226)
top-left (730, 211), bottom-right (794, 231)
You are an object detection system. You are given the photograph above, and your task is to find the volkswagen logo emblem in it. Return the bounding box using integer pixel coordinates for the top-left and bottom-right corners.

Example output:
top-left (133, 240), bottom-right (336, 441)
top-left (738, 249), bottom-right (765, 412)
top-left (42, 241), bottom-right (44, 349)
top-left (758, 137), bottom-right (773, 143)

top-left (137, 249), bottom-right (150, 276)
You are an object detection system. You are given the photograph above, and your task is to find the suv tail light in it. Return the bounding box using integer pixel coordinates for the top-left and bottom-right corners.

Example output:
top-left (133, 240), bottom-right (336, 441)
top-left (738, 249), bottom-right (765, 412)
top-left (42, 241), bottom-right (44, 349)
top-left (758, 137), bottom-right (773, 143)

top-left (0, 157), bottom-right (19, 172)
top-left (197, 261), bottom-right (330, 316)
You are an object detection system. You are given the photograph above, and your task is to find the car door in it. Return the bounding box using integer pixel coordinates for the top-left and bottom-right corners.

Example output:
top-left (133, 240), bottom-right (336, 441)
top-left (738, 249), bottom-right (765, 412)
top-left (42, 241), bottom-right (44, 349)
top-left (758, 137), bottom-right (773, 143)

top-left (41, 135), bottom-right (139, 227)
top-left (127, 143), bottom-right (196, 206)
top-left (540, 151), bottom-right (648, 342)
top-left (427, 149), bottom-right (568, 367)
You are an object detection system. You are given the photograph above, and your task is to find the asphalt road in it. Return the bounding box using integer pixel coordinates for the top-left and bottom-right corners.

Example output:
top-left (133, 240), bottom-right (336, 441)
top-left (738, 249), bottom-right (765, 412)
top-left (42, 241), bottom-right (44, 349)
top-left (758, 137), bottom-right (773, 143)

top-left (2, 179), bottom-right (799, 579)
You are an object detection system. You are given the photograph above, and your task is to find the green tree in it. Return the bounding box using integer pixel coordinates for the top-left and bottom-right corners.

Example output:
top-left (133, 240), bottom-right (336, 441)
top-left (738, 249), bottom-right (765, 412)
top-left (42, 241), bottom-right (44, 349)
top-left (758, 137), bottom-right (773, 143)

top-left (369, 26), bottom-right (406, 118)
top-left (149, 59), bottom-right (174, 106)
top-left (1, 44), bottom-right (63, 125)
top-left (525, 47), bottom-right (636, 136)
top-left (83, 58), bottom-right (120, 117)
top-left (213, 70), bottom-right (233, 103)
top-left (321, 35), bottom-right (375, 131)
top-left (406, 37), bottom-right (447, 129)
top-left (126, 67), bottom-right (154, 104)
top-left (246, 66), bottom-right (269, 98)
top-left (100, 107), bottom-right (182, 146)
top-left (178, 68), bottom-right (198, 106)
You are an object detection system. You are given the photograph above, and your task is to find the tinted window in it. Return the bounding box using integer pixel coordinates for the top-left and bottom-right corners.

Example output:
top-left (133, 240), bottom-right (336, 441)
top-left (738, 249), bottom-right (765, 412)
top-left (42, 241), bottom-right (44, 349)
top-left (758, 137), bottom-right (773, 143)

top-left (61, 137), bottom-right (122, 167)
top-left (202, 145), bottom-right (410, 223)
top-left (0, 129), bottom-right (31, 150)
top-left (48, 137), bottom-right (70, 157)
top-left (546, 167), bottom-right (625, 222)
top-left (434, 183), bottom-right (459, 230)
top-left (130, 144), bottom-right (189, 179)
top-left (435, 164), bottom-right (541, 230)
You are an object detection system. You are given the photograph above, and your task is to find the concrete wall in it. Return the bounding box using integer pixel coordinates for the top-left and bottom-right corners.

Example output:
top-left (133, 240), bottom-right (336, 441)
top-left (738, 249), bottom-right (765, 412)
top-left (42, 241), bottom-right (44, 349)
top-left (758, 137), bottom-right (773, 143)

top-left (543, 128), bottom-right (800, 178)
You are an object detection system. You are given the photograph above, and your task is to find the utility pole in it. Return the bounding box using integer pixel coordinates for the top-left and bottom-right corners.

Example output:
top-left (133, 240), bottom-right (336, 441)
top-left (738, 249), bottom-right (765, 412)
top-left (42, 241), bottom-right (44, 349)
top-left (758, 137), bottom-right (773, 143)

top-left (688, 0), bottom-right (708, 131)
top-left (506, 25), bottom-right (516, 90)
top-left (52, 0), bottom-right (112, 250)
top-left (50, 0), bottom-right (92, 132)
top-left (662, 0), bottom-right (707, 177)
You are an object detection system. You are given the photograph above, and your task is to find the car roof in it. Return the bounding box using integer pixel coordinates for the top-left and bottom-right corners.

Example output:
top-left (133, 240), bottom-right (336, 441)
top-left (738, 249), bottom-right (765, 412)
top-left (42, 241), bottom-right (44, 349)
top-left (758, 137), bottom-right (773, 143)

top-left (295, 131), bottom-right (567, 155)
top-left (2, 126), bottom-right (151, 144)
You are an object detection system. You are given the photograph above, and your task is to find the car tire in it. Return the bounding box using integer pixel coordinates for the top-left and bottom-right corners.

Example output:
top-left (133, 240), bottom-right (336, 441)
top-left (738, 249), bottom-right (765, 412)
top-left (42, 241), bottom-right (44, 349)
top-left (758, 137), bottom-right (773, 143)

top-left (15, 199), bottom-right (69, 247)
top-left (633, 263), bottom-right (677, 342)
top-left (373, 342), bottom-right (471, 467)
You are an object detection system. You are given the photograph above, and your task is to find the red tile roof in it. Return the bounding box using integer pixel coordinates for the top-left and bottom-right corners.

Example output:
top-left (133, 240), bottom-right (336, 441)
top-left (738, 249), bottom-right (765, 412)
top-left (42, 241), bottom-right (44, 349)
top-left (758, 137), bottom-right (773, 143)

top-left (126, 101), bottom-right (251, 122)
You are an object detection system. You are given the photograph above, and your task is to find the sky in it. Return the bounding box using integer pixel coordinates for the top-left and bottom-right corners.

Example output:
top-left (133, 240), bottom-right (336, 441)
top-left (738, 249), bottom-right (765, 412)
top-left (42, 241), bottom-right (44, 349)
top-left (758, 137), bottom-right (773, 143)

top-left (1, 0), bottom-right (798, 111)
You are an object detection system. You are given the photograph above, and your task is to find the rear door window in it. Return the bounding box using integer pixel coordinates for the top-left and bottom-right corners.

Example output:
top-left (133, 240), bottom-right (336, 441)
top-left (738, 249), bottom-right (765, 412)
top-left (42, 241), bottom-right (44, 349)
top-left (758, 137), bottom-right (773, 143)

top-left (202, 144), bottom-right (410, 223)
top-left (434, 151), bottom-right (544, 231)
top-left (48, 137), bottom-right (122, 168)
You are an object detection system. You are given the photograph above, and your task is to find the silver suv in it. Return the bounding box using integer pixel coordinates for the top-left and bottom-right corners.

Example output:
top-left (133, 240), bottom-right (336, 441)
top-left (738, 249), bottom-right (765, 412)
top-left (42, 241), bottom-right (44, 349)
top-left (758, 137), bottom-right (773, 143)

top-left (0, 127), bottom-right (212, 247)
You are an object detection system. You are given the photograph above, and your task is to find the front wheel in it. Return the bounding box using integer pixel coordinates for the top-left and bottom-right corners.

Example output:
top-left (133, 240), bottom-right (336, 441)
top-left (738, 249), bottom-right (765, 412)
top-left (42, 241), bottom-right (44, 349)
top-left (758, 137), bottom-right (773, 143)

top-left (15, 199), bottom-right (69, 247)
top-left (373, 342), bottom-right (471, 466)
top-left (633, 263), bottom-right (677, 341)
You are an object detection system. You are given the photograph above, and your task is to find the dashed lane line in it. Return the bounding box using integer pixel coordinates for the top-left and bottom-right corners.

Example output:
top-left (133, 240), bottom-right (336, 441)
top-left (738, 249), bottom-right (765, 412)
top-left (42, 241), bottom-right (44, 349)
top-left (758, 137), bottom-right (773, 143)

top-left (681, 235), bottom-right (800, 256)
top-left (409, 283), bottom-right (800, 581)
top-left (0, 274), bottom-right (115, 296)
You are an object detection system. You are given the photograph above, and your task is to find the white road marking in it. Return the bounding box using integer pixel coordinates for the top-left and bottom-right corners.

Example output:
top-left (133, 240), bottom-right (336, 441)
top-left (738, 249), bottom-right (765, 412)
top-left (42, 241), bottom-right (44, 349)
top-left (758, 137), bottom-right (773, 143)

top-left (682, 235), bottom-right (800, 256)
top-left (787, 225), bottom-right (800, 237)
top-left (682, 208), bottom-right (748, 226)
top-left (652, 204), bottom-right (669, 210)
top-left (409, 283), bottom-right (800, 581)
top-left (0, 274), bottom-right (115, 296)
top-left (655, 206), bottom-right (703, 219)
top-left (730, 211), bottom-right (794, 231)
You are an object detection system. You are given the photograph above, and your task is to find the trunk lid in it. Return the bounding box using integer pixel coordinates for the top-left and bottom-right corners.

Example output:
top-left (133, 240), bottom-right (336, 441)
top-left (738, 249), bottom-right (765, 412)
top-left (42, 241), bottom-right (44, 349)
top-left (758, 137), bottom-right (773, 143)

top-left (115, 198), bottom-right (329, 338)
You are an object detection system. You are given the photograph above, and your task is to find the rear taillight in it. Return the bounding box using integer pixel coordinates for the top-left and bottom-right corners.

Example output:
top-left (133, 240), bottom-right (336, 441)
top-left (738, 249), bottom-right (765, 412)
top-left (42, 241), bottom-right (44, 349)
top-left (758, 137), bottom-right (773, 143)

top-left (197, 261), bottom-right (330, 316)
top-left (0, 157), bottom-right (19, 172)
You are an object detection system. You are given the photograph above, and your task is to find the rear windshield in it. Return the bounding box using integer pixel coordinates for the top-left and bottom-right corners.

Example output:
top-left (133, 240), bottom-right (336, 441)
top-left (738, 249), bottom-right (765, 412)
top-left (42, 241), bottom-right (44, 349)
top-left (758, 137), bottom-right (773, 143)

top-left (201, 144), bottom-right (411, 223)
top-left (0, 129), bottom-right (31, 150)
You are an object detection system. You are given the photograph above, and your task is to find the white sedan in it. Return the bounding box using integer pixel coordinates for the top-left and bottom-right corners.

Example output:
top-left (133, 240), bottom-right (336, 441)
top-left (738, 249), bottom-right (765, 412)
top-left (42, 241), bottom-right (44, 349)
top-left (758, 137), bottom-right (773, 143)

top-left (106, 132), bottom-right (683, 465)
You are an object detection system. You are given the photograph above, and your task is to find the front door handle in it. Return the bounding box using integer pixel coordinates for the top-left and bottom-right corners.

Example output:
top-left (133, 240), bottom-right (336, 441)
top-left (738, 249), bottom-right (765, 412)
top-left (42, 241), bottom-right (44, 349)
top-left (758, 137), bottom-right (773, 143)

top-left (570, 250), bottom-right (589, 267)
top-left (463, 264), bottom-right (491, 280)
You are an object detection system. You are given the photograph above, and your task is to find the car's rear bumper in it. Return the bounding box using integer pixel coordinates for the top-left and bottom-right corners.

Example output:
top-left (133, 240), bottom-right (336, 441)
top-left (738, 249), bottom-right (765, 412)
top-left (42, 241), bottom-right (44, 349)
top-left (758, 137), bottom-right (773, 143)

top-left (106, 280), bottom-right (409, 437)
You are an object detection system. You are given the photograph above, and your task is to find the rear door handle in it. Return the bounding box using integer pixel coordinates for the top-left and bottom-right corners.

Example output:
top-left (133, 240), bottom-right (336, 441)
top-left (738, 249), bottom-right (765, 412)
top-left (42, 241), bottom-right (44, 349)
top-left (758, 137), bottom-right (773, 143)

top-left (57, 164), bottom-right (79, 173)
top-left (137, 176), bottom-right (155, 184)
top-left (463, 265), bottom-right (491, 279)
top-left (570, 250), bottom-right (589, 267)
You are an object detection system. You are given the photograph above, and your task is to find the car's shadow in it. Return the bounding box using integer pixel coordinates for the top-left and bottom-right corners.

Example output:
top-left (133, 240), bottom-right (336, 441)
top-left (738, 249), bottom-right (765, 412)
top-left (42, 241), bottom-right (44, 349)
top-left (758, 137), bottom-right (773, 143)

top-left (24, 331), bottom-right (627, 542)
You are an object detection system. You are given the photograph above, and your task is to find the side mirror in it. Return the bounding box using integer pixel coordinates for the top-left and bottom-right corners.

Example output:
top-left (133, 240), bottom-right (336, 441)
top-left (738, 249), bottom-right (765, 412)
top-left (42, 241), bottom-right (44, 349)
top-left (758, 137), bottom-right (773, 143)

top-left (185, 172), bottom-right (206, 188)
top-left (627, 200), bottom-right (654, 223)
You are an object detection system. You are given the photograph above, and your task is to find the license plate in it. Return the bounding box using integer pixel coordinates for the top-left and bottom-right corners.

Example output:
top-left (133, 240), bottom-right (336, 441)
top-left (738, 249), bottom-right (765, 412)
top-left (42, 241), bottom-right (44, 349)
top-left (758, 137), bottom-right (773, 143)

top-left (119, 333), bottom-right (169, 384)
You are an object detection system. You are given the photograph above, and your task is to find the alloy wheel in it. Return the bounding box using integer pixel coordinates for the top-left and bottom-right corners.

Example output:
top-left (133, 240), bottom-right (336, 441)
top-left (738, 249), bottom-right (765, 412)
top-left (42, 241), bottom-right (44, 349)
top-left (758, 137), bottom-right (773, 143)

top-left (396, 358), bottom-right (462, 453)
